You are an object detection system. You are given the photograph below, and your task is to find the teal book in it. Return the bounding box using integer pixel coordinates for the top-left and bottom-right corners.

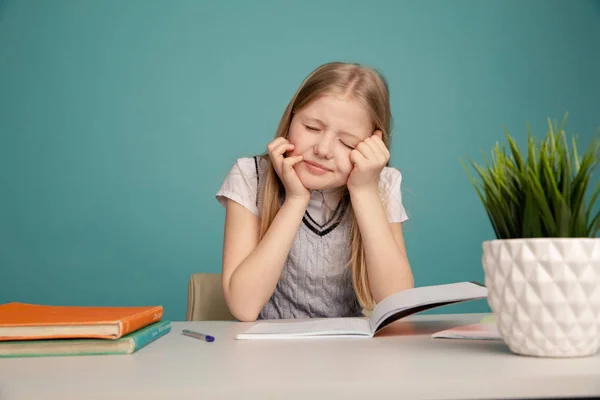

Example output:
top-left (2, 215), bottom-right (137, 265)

top-left (0, 320), bottom-right (171, 358)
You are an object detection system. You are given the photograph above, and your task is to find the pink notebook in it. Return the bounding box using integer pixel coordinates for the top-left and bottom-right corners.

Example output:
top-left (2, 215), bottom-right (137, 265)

top-left (432, 315), bottom-right (502, 340)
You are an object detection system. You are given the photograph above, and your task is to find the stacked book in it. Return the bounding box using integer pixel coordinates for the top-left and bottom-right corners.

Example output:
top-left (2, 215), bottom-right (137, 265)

top-left (0, 302), bottom-right (171, 358)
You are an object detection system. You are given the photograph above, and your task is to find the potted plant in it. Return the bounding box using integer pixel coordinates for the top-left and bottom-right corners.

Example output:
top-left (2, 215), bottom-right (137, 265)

top-left (462, 114), bottom-right (600, 357)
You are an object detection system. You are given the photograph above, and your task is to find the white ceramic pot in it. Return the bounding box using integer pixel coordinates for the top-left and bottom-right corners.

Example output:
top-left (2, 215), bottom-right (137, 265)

top-left (482, 238), bottom-right (600, 357)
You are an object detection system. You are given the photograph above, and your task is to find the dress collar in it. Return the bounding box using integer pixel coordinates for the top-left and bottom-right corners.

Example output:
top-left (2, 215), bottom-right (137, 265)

top-left (310, 187), bottom-right (344, 211)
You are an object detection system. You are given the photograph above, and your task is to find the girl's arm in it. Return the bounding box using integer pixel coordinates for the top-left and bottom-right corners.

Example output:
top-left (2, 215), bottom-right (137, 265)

top-left (221, 197), bottom-right (308, 322)
top-left (349, 189), bottom-right (414, 303)
top-left (347, 131), bottom-right (414, 304)
top-left (222, 139), bottom-right (310, 322)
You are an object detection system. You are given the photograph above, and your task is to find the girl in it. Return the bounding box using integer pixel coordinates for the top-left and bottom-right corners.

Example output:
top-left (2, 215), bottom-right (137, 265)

top-left (216, 62), bottom-right (414, 322)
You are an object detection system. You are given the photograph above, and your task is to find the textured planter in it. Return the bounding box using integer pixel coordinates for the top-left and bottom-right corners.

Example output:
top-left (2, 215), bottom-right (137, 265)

top-left (482, 238), bottom-right (600, 357)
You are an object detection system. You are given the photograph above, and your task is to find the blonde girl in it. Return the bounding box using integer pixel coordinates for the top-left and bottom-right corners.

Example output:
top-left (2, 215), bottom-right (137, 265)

top-left (216, 62), bottom-right (414, 321)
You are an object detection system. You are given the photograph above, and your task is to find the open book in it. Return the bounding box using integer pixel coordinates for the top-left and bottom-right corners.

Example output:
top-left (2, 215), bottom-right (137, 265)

top-left (236, 281), bottom-right (487, 339)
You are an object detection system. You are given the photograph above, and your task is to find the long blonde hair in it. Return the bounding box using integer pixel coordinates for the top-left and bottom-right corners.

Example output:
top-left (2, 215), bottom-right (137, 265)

top-left (259, 62), bottom-right (392, 311)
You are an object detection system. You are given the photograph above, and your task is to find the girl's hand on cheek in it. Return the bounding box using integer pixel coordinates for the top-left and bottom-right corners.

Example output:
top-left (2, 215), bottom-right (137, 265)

top-left (347, 130), bottom-right (389, 193)
top-left (267, 137), bottom-right (310, 203)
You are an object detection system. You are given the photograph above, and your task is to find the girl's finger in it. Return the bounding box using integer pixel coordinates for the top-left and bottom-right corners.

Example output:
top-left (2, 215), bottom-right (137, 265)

top-left (371, 135), bottom-right (389, 158)
top-left (363, 138), bottom-right (387, 164)
top-left (267, 137), bottom-right (288, 153)
top-left (350, 149), bottom-right (367, 165)
top-left (273, 142), bottom-right (294, 156)
top-left (356, 141), bottom-right (375, 160)
top-left (282, 155), bottom-right (303, 168)
top-left (363, 138), bottom-right (380, 156)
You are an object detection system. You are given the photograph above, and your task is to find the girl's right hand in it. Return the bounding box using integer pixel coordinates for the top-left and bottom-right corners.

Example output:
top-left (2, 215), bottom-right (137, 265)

top-left (267, 137), bottom-right (310, 203)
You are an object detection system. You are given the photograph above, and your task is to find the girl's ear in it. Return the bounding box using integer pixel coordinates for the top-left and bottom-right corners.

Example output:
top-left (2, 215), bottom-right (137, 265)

top-left (373, 130), bottom-right (383, 139)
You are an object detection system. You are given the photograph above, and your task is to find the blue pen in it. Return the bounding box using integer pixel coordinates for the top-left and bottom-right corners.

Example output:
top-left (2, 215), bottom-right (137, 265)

top-left (182, 329), bottom-right (215, 342)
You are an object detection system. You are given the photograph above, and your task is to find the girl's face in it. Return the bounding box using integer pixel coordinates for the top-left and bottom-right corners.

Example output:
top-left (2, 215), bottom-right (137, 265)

top-left (286, 94), bottom-right (374, 191)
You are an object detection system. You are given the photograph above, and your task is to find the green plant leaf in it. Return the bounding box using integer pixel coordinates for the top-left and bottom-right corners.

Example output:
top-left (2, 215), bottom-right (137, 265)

top-left (461, 114), bottom-right (600, 239)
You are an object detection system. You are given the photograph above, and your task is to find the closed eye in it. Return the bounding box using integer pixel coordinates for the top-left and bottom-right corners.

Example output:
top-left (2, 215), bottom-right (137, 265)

top-left (304, 125), bottom-right (320, 132)
top-left (340, 140), bottom-right (355, 150)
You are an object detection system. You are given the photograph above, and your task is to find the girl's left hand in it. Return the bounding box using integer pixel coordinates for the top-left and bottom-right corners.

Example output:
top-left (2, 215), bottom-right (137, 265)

top-left (347, 130), bottom-right (389, 193)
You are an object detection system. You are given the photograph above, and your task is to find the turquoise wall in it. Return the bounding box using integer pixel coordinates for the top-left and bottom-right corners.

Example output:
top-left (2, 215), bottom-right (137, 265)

top-left (1, 0), bottom-right (599, 321)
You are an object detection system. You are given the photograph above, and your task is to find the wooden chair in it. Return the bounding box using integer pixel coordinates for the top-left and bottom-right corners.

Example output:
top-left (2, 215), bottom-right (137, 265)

top-left (186, 273), bottom-right (235, 321)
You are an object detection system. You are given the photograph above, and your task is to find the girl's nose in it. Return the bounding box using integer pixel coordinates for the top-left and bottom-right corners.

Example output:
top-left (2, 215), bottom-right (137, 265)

top-left (313, 139), bottom-right (333, 159)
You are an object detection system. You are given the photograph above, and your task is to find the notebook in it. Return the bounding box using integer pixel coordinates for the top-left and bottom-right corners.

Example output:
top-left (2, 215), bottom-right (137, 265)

top-left (0, 320), bottom-right (171, 358)
top-left (236, 281), bottom-right (488, 339)
top-left (0, 302), bottom-right (163, 340)
top-left (431, 315), bottom-right (502, 340)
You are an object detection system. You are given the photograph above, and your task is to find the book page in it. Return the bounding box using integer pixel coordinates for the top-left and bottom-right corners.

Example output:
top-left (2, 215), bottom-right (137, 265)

top-left (368, 282), bottom-right (488, 332)
top-left (236, 317), bottom-right (372, 339)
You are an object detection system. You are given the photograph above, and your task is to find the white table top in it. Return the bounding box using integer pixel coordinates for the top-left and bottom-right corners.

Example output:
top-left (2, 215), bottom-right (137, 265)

top-left (1, 313), bottom-right (599, 400)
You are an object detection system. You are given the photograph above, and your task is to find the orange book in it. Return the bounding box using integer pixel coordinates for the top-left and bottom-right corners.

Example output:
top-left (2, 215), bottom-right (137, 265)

top-left (0, 302), bottom-right (163, 341)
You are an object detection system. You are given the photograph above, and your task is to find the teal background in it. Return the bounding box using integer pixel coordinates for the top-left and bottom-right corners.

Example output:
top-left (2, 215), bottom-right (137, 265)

top-left (1, 0), bottom-right (599, 321)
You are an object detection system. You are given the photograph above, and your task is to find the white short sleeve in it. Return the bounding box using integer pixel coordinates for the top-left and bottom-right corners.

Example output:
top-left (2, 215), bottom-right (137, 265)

top-left (216, 157), bottom-right (261, 216)
top-left (379, 167), bottom-right (409, 223)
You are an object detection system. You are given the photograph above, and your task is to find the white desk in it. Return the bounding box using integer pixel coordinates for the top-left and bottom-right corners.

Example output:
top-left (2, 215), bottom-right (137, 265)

top-left (1, 313), bottom-right (599, 400)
